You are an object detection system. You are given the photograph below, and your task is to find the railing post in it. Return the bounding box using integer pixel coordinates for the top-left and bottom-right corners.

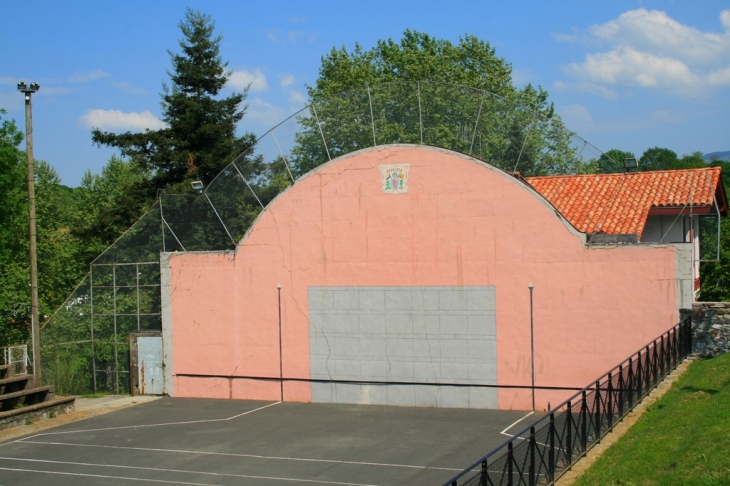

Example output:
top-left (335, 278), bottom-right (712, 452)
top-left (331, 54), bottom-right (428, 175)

top-left (645, 345), bottom-right (652, 394)
top-left (659, 335), bottom-right (666, 377)
top-left (636, 351), bottom-right (642, 399)
top-left (618, 364), bottom-right (624, 418)
top-left (508, 441), bottom-right (514, 486)
top-left (529, 427), bottom-right (536, 486)
top-left (480, 458), bottom-right (488, 486)
top-left (581, 391), bottom-right (588, 452)
top-left (595, 381), bottom-right (602, 441)
top-left (607, 372), bottom-right (614, 430)
top-left (549, 413), bottom-right (556, 482)
top-left (566, 400), bottom-right (573, 467)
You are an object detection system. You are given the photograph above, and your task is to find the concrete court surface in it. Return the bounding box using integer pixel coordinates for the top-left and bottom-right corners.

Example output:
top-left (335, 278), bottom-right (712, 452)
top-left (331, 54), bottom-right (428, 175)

top-left (0, 397), bottom-right (538, 485)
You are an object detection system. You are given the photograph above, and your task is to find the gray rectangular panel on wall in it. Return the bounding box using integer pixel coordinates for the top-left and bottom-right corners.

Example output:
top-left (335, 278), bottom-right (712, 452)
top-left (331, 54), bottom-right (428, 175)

top-left (308, 286), bottom-right (497, 409)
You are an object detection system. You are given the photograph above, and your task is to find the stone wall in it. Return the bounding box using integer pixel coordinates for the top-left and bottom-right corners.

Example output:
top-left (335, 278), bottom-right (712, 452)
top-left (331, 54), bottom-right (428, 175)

top-left (683, 303), bottom-right (730, 357)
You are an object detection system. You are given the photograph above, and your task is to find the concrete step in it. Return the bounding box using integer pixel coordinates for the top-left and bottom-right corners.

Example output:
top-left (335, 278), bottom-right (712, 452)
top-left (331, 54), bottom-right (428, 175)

top-left (0, 364), bottom-right (14, 380)
top-left (0, 375), bottom-right (33, 394)
top-left (0, 396), bottom-right (75, 429)
top-left (0, 385), bottom-right (54, 411)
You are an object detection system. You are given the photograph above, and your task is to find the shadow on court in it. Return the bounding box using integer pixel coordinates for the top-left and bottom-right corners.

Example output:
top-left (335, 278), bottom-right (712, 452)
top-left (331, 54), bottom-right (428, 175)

top-left (0, 397), bottom-right (537, 485)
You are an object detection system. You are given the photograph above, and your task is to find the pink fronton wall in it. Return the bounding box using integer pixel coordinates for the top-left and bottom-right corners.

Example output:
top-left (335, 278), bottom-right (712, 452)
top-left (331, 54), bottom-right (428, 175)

top-left (163, 145), bottom-right (684, 410)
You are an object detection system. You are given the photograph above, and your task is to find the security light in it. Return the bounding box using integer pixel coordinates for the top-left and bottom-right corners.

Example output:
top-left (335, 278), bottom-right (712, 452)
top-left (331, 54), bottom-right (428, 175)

top-left (191, 180), bottom-right (204, 192)
top-left (17, 81), bottom-right (27, 91)
top-left (624, 157), bottom-right (638, 169)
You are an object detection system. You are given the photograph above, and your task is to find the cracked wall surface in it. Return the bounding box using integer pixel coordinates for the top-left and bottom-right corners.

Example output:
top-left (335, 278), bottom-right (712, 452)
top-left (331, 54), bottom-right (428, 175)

top-left (308, 286), bottom-right (497, 408)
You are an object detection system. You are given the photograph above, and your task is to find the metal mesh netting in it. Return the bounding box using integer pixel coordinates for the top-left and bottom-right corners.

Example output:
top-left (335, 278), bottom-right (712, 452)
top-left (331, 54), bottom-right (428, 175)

top-left (39, 81), bottom-right (691, 395)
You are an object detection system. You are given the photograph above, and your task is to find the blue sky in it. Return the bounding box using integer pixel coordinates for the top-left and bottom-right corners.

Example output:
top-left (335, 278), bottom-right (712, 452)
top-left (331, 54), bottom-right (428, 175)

top-left (2, 1), bottom-right (729, 186)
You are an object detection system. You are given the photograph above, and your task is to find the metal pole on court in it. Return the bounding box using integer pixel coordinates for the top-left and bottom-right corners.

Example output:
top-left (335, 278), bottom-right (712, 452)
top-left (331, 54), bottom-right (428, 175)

top-left (277, 283), bottom-right (283, 402)
top-left (529, 282), bottom-right (535, 411)
top-left (17, 81), bottom-right (41, 385)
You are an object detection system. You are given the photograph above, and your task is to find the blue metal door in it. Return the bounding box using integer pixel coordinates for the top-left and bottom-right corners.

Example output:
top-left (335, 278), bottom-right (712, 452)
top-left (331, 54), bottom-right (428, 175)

top-left (137, 336), bottom-right (164, 395)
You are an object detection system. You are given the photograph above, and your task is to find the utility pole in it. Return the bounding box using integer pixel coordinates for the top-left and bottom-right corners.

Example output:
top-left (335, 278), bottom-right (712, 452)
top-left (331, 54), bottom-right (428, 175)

top-left (17, 81), bottom-right (41, 384)
top-left (528, 282), bottom-right (535, 412)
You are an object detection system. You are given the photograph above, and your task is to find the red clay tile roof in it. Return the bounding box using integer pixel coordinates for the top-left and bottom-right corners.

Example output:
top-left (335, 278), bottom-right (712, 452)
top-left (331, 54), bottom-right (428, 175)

top-left (525, 167), bottom-right (726, 237)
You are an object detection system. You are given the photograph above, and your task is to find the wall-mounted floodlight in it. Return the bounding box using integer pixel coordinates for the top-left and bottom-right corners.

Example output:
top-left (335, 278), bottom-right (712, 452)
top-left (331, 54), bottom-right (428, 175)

top-left (624, 158), bottom-right (639, 170)
top-left (190, 181), bottom-right (204, 192)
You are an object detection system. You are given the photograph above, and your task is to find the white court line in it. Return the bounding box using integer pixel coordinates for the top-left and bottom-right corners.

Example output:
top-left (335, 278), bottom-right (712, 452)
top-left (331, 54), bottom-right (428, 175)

top-left (500, 412), bottom-right (534, 436)
top-left (0, 466), bottom-right (222, 486)
top-left (14, 401), bottom-right (282, 441)
top-left (17, 440), bottom-right (462, 472)
top-left (0, 457), bottom-right (379, 486)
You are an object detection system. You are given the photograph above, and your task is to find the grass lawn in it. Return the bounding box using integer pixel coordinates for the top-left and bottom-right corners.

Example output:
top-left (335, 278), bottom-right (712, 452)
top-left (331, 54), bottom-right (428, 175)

top-left (573, 352), bottom-right (730, 486)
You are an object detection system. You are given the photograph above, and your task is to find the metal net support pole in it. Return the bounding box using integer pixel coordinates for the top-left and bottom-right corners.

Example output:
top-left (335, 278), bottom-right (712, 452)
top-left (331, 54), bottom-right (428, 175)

top-left (311, 103), bottom-right (331, 161)
top-left (469, 91), bottom-right (485, 155)
top-left (112, 265), bottom-right (119, 394)
top-left (271, 131), bottom-right (296, 183)
top-left (204, 193), bottom-right (236, 246)
top-left (136, 263), bottom-right (141, 331)
top-left (231, 163), bottom-right (265, 209)
top-left (90, 268), bottom-right (97, 394)
top-left (417, 81), bottom-right (423, 145)
top-left (513, 112), bottom-right (537, 174)
top-left (367, 85), bottom-right (377, 147)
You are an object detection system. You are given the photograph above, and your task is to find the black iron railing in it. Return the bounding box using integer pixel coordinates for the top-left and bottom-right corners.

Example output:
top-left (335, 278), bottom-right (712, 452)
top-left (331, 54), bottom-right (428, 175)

top-left (444, 318), bottom-right (693, 486)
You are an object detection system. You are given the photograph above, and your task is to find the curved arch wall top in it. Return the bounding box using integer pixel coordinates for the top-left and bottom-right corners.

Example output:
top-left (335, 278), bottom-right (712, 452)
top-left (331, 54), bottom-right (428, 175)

top-left (162, 145), bottom-right (689, 410)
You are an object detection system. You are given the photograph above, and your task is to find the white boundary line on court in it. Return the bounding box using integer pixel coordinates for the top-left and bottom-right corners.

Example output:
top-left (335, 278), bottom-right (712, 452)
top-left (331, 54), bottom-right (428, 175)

top-left (500, 411), bottom-right (533, 436)
top-left (10, 401), bottom-right (282, 441)
top-left (0, 457), bottom-right (379, 486)
top-left (14, 440), bottom-right (463, 472)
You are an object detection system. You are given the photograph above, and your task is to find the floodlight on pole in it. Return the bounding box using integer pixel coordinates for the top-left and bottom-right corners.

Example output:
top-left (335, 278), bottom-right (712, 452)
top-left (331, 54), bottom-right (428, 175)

top-left (17, 80), bottom-right (42, 384)
top-left (624, 157), bottom-right (639, 170)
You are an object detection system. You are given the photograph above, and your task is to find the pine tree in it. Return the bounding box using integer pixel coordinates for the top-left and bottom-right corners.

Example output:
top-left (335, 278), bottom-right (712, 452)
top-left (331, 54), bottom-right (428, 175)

top-left (92, 8), bottom-right (258, 191)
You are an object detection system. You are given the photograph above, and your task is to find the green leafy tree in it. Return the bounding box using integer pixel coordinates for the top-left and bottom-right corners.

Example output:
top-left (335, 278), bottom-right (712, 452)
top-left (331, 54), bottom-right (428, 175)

top-left (596, 149), bottom-right (635, 173)
top-left (91, 8), bottom-right (260, 192)
top-left (0, 130), bottom-right (85, 346)
top-left (72, 155), bottom-right (154, 262)
top-left (291, 30), bottom-right (580, 177)
top-left (639, 147), bottom-right (679, 171)
top-left (699, 160), bottom-right (730, 301)
top-left (0, 109), bottom-right (31, 345)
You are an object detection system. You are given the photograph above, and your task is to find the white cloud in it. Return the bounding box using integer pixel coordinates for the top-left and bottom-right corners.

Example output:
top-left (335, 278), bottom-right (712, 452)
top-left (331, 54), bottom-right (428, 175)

top-left (80, 109), bottom-right (167, 131)
top-left (245, 98), bottom-right (291, 127)
top-left (589, 9), bottom-right (730, 67)
top-left (265, 29), bottom-right (319, 44)
top-left (722, 9), bottom-right (730, 29)
top-left (559, 104), bottom-right (593, 125)
top-left (229, 68), bottom-right (268, 92)
top-left (279, 73), bottom-right (296, 88)
top-left (651, 109), bottom-right (683, 123)
top-left (69, 70), bottom-right (110, 83)
top-left (554, 80), bottom-right (618, 100)
top-left (708, 66), bottom-right (730, 85)
top-left (558, 9), bottom-right (730, 97)
top-left (112, 81), bottom-right (146, 95)
top-left (566, 46), bottom-right (702, 92)
top-left (288, 90), bottom-right (306, 106)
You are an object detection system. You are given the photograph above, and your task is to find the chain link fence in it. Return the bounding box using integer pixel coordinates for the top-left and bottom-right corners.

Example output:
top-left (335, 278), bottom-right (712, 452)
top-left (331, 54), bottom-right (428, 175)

top-left (38, 81), bottom-right (708, 396)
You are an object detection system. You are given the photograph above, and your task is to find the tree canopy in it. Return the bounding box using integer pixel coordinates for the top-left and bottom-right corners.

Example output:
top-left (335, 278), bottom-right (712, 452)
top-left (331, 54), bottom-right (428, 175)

top-left (91, 8), bottom-right (258, 192)
top-left (290, 30), bottom-right (581, 177)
